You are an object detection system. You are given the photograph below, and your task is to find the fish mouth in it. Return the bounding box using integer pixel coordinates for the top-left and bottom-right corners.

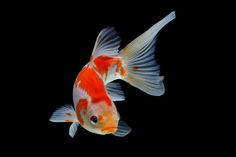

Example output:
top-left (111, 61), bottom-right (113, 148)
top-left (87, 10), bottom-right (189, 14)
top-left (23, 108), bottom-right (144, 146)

top-left (102, 127), bottom-right (117, 133)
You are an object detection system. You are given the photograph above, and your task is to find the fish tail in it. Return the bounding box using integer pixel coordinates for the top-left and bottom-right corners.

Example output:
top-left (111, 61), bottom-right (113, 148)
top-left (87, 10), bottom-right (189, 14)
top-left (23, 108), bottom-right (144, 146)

top-left (120, 11), bottom-right (176, 96)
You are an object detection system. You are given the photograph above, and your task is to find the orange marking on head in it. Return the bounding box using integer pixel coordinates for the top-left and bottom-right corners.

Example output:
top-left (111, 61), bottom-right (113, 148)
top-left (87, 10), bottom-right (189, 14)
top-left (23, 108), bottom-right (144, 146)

top-left (65, 112), bottom-right (72, 116)
top-left (102, 125), bottom-right (117, 133)
top-left (91, 95), bottom-right (112, 106)
top-left (98, 115), bottom-right (104, 122)
top-left (76, 99), bottom-right (88, 125)
top-left (75, 66), bottom-right (112, 106)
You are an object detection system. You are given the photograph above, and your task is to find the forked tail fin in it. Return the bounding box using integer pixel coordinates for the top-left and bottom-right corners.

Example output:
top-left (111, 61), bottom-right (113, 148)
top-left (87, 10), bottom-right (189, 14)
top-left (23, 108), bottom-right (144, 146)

top-left (120, 11), bottom-right (176, 96)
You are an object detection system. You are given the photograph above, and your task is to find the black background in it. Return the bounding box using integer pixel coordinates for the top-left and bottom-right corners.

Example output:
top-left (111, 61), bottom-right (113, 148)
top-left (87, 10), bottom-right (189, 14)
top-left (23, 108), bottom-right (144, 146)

top-left (4, 0), bottom-right (209, 155)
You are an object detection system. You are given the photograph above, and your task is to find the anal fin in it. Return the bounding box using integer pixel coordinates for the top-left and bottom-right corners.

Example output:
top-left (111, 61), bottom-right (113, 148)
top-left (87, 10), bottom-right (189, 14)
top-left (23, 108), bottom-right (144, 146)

top-left (106, 82), bottom-right (125, 101)
top-left (69, 122), bottom-right (80, 138)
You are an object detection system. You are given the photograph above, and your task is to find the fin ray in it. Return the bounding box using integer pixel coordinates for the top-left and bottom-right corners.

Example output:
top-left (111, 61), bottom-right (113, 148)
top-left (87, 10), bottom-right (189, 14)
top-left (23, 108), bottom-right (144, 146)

top-left (49, 104), bottom-right (77, 122)
top-left (106, 82), bottom-right (125, 101)
top-left (69, 122), bottom-right (79, 138)
top-left (113, 120), bottom-right (132, 137)
top-left (120, 11), bottom-right (176, 96)
top-left (91, 27), bottom-right (121, 59)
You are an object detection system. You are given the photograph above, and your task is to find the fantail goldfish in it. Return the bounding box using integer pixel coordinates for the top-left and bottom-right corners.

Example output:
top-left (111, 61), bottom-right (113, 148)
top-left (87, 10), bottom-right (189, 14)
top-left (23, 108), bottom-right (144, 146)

top-left (50, 11), bottom-right (176, 137)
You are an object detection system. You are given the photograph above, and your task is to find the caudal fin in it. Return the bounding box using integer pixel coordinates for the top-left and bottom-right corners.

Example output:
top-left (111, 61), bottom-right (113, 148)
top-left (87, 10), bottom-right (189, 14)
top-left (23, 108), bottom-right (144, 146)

top-left (120, 11), bottom-right (176, 96)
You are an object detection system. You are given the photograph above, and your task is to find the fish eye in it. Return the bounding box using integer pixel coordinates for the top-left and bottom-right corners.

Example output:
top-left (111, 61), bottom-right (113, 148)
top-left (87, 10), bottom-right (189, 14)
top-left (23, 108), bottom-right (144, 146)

top-left (90, 115), bottom-right (98, 125)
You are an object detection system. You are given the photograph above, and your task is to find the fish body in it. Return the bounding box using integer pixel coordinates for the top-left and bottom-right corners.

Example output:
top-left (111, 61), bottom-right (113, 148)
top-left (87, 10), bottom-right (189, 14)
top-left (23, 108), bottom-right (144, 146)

top-left (50, 11), bottom-right (176, 137)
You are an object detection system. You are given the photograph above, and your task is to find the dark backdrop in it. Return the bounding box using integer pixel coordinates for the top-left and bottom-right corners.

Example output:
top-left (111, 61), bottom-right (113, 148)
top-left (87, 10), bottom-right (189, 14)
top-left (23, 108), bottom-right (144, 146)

top-left (5, 1), bottom-right (202, 155)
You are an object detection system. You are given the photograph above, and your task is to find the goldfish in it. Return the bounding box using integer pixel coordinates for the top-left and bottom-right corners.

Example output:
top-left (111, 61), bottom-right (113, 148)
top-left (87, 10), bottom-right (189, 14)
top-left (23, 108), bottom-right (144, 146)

top-left (49, 11), bottom-right (176, 138)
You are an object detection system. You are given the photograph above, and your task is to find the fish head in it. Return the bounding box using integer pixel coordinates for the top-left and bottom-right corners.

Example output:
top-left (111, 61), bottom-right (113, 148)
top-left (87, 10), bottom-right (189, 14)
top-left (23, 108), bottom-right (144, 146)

top-left (81, 101), bottom-right (120, 135)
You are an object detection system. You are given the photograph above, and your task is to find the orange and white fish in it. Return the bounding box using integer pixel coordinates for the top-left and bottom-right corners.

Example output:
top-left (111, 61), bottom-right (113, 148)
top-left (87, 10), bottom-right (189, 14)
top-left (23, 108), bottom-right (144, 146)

top-left (49, 11), bottom-right (176, 138)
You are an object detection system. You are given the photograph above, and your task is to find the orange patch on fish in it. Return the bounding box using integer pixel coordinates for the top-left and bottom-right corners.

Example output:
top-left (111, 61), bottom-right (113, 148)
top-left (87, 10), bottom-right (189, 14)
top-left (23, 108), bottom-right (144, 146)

top-left (64, 120), bottom-right (73, 122)
top-left (76, 99), bottom-right (88, 125)
top-left (115, 60), bottom-right (122, 73)
top-left (116, 59), bottom-right (126, 77)
top-left (98, 115), bottom-right (104, 122)
top-left (123, 46), bottom-right (128, 51)
top-left (75, 66), bottom-right (112, 106)
top-left (120, 68), bottom-right (125, 76)
top-left (102, 125), bottom-right (117, 133)
top-left (93, 56), bottom-right (116, 79)
top-left (65, 112), bottom-right (72, 116)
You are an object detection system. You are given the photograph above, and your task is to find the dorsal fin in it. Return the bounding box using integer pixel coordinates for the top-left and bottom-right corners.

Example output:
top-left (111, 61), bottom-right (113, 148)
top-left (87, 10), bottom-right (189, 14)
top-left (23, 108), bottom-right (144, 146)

top-left (91, 27), bottom-right (121, 60)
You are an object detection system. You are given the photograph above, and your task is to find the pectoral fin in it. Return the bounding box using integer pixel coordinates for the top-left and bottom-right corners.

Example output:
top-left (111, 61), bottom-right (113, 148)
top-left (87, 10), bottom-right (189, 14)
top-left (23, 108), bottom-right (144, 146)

top-left (49, 104), bottom-right (77, 122)
top-left (113, 120), bottom-right (132, 137)
top-left (69, 122), bottom-right (80, 138)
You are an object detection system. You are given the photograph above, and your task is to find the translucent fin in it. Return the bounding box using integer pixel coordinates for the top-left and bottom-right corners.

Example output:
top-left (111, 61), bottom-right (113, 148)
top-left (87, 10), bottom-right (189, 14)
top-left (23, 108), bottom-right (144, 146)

top-left (49, 104), bottom-right (78, 122)
top-left (91, 27), bottom-right (121, 59)
top-left (120, 11), bottom-right (176, 96)
top-left (69, 122), bottom-right (79, 138)
top-left (112, 120), bottom-right (132, 137)
top-left (106, 82), bottom-right (125, 101)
